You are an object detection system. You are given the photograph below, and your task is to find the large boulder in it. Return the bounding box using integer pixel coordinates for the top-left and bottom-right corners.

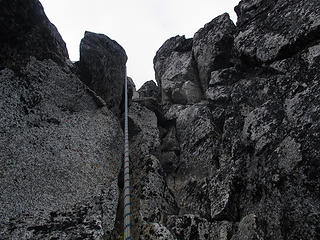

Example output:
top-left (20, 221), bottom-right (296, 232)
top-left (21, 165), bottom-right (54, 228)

top-left (137, 80), bottom-right (160, 100)
top-left (193, 13), bottom-right (236, 92)
top-left (133, 80), bottom-right (163, 123)
top-left (0, 0), bottom-right (68, 68)
top-left (79, 31), bottom-right (127, 116)
top-left (234, 0), bottom-right (320, 63)
top-left (154, 36), bottom-right (202, 105)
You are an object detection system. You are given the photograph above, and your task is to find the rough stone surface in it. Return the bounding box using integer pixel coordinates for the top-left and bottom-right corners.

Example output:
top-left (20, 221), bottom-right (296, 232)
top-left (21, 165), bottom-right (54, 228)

top-left (166, 214), bottom-right (234, 240)
top-left (0, 181), bottom-right (119, 240)
top-left (0, 2), bottom-right (125, 238)
top-left (0, 58), bottom-right (123, 239)
top-left (79, 31), bottom-right (127, 116)
top-left (234, 0), bottom-right (320, 63)
top-left (122, 102), bottom-right (178, 239)
top-left (2, 0), bottom-right (320, 239)
top-left (150, 0), bottom-right (320, 239)
top-left (209, 67), bottom-right (241, 87)
top-left (175, 104), bottom-right (219, 184)
top-left (137, 80), bottom-right (160, 100)
top-left (193, 13), bottom-right (236, 92)
top-left (0, 0), bottom-right (68, 68)
top-left (127, 76), bottom-right (139, 101)
top-left (154, 35), bottom-right (202, 105)
top-left (231, 214), bottom-right (263, 240)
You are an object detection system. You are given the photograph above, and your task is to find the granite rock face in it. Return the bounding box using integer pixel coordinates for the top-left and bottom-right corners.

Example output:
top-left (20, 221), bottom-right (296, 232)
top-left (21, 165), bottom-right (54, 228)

top-left (193, 13), bottom-right (237, 92)
top-left (154, 36), bottom-right (202, 105)
top-left (148, 1), bottom-right (320, 239)
top-left (133, 80), bottom-right (164, 124)
top-left (174, 104), bottom-right (219, 185)
top-left (112, 102), bottom-right (178, 240)
top-left (127, 76), bottom-right (139, 101)
top-left (2, 0), bottom-right (320, 239)
top-left (0, 1), bottom-right (124, 239)
top-left (234, 0), bottom-right (320, 63)
top-left (0, 0), bottom-right (68, 68)
top-left (79, 31), bottom-right (127, 116)
top-left (0, 58), bottom-right (123, 240)
top-left (137, 80), bottom-right (160, 100)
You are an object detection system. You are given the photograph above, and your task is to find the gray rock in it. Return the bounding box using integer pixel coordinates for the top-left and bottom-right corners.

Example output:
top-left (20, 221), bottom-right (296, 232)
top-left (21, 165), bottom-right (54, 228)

top-left (79, 31), bottom-right (127, 116)
top-left (303, 43), bottom-right (320, 67)
top-left (3, 0), bottom-right (320, 239)
top-left (209, 67), bottom-right (241, 87)
top-left (161, 126), bottom-right (180, 152)
top-left (0, 180), bottom-right (119, 239)
top-left (125, 102), bottom-right (178, 239)
top-left (193, 13), bottom-right (236, 91)
top-left (176, 178), bottom-right (210, 218)
top-left (127, 76), bottom-right (139, 101)
top-left (209, 167), bottom-right (238, 221)
top-left (275, 136), bottom-right (302, 175)
top-left (163, 104), bottom-right (188, 121)
top-left (175, 104), bottom-right (219, 185)
top-left (0, 0), bottom-right (69, 68)
top-left (132, 97), bottom-right (164, 124)
top-left (149, 1), bottom-right (320, 239)
top-left (154, 36), bottom-right (202, 105)
top-left (166, 214), bottom-right (234, 240)
top-left (231, 214), bottom-right (264, 240)
top-left (242, 102), bottom-right (281, 154)
top-left (160, 151), bottom-right (179, 172)
top-left (134, 80), bottom-right (162, 119)
top-left (133, 222), bottom-right (176, 240)
top-left (137, 80), bottom-right (160, 100)
top-left (0, 58), bottom-right (123, 238)
top-left (176, 165), bottom-right (239, 222)
top-left (206, 86), bottom-right (231, 103)
top-left (154, 35), bottom-right (193, 88)
top-left (234, 0), bottom-right (320, 63)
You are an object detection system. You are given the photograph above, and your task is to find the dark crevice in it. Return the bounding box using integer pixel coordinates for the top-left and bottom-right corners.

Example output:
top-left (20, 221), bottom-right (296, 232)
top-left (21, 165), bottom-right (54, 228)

top-left (191, 52), bottom-right (205, 96)
top-left (274, 27), bottom-right (320, 63)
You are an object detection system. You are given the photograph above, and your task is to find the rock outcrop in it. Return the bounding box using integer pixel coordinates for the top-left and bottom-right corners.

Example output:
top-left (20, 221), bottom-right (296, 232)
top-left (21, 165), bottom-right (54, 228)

top-left (146, 0), bottom-right (320, 239)
top-left (234, 0), bottom-right (320, 63)
top-left (127, 102), bottom-right (178, 239)
top-left (193, 13), bottom-right (236, 92)
top-left (0, 58), bottom-right (123, 239)
top-left (0, 0), bottom-right (124, 239)
top-left (154, 36), bottom-right (202, 105)
top-left (137, 80), bottom-right (160, 100)
top-left (0, 0), bottom-right (69, 68)
top-left (78, 31), bottom-right (127, 116)
top-left (1, 0), bottom-right (320, 239)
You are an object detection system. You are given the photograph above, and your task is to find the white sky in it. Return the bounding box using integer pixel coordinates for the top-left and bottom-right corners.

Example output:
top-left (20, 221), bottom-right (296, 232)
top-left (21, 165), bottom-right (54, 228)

top-left (39, 0), bottom-right (240, 88)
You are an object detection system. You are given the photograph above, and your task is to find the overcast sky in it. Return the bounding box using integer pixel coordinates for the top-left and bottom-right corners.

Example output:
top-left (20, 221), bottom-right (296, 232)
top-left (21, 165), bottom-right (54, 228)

top-left (39, 0), bottom-right (240, 88)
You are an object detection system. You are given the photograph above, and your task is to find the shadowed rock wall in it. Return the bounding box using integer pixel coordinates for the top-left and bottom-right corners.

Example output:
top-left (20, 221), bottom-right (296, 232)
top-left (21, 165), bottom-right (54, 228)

top-left (1, 0), bottom-right (320, 239)
top-left (0, 0), bottom-right (124, 239)
top-left (0, 0), bottom-right (69, 68)
top-left (78, 31), bottom-right (127, 117)
top-left (138, 0), bottom-right (320, 239)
